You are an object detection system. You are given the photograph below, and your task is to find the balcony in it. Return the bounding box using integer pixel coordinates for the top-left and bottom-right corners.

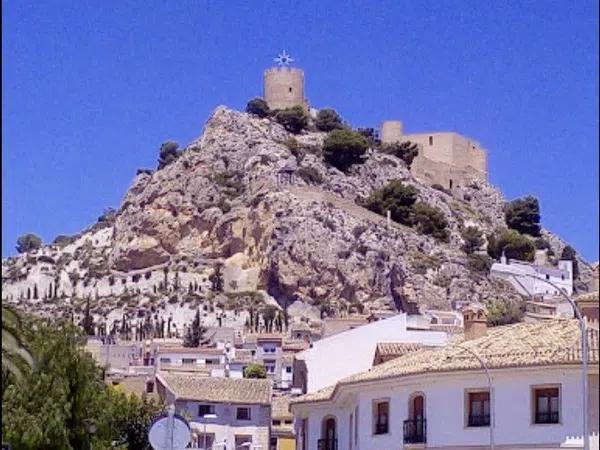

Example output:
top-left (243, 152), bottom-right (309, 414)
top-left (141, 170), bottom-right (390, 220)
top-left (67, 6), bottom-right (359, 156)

top-left (468, 414), bottom-right (490, 427)
top-left (317, 438), bottom-right (337, 450)
top-left (403, 419), bottom-right (426, 444)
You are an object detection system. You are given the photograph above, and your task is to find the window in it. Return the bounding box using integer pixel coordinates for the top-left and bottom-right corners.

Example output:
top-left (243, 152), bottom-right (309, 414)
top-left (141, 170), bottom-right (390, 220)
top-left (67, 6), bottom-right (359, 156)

top-left (286, 366), bottom-right (293, 373)
top-left (159, 357), bottom-right (171, 364)
top-left (198, 404), bottom-right (215, 417)
top-left (237, 407), bottom-right (251, 420)
top-left (235, 435), bottom-right (252, 446)
top-left (467, 391), bottom-right (490, 427)
top-left (546, 274), bottom-right (550, 280)
top-left (284, 419), bottom-right (292, 425)
top-left (373, 400), bottom-right (389, 435)
top-left (533, 387), bottom-right (560, 424)
top-left (273, 419), bottom-right (281, 426)
top-left (289, 87), bottom-right (293, 93)
top-left (301, 418), bottom-right (308, 450)
top-left (182, 358), bottom-right (196, 365)
top-left (196, 433), bottom-right (214, 448)
top-left (428, 136), bottom-right (433, 146)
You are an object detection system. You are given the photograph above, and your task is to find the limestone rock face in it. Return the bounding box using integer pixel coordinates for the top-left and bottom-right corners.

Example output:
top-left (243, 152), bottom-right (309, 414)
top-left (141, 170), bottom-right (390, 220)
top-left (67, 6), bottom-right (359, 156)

top-left (2, 106), bottom-right (594, 330)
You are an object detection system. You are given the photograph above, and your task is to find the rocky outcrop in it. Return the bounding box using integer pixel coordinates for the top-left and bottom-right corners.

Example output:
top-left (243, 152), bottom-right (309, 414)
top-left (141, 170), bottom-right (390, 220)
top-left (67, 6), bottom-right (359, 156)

top-left (2, 106), bottom-right (593, 330)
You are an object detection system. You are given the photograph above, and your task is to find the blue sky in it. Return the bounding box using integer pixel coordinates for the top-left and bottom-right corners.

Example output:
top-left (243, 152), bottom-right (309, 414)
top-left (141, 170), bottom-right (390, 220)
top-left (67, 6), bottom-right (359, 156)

top-left (3, 0), bottom-right (598, 261)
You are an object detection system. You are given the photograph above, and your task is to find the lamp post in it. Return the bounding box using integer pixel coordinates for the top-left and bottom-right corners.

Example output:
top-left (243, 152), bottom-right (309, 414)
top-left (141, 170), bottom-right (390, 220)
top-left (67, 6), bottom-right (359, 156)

top-left (509, 273), bottom-right (589, 450)
top-left (448, 344), bottom-right (494, 450)
top-left (201, 414), bottom-right (218, 450)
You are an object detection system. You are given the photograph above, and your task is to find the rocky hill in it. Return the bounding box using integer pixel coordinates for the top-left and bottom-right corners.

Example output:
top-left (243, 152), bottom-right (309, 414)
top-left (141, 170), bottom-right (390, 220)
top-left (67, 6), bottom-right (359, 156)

top-left (2, 107), bottom-right (594, 334)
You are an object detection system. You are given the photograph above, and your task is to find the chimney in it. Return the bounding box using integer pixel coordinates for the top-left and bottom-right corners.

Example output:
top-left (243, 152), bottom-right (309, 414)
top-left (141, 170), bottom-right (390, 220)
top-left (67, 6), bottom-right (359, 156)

top-left (462, 304), bottom-right (487, 340)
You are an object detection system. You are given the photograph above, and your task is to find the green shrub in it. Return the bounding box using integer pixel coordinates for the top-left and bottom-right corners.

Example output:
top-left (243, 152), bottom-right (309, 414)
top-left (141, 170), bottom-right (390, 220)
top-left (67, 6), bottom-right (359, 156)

top-left (275, 106), bottom-right (308, 133)
top-left (157, 140), bottom-right (181, 170)
top-left (412, 202), bottom-right (449, 241)
top-left (485, 299), bottom-right (524, 326)
top-left (561, 245), bottom-right (579, 279)
top-left (364, 180), bottom-right (418, 225)
top-left (487, 228), bottom-right (535, 262)
top-left (315, 108), bottom-right (343, 132)
top-left (505, 196), bottom-right (541, 236)
top-left (16, 233), bottom-right (42, 253)
top-left (380, 141), bottom-right (419, 168)
top-left (467, 254), bottom-right (492, 274)
top-left (246, 98), bottom-right (270, 118)
top-left (283, 137), bottom-right (302, 160)
top-left (52, 234), bottom-right (76, 247)
top-left (213, 171), bottom-right (244, 197)
top-left (431, 183), bottom-right (451, 194)
top-left (323, 129), bottom-right (369, 172)
top-left (243, 363), bottom-right (267, 379)
top-left (296, 166), bottom-right (324, 184)
top-left (461, 226), bottom-right (485, 254)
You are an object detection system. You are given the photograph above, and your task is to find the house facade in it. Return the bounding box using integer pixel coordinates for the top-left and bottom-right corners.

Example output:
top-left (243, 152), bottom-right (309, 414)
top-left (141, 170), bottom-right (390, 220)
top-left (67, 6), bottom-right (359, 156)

top-left (290, 319), bottom-right (599, 450)
top-left (155, 372), bottom-right (272, 449)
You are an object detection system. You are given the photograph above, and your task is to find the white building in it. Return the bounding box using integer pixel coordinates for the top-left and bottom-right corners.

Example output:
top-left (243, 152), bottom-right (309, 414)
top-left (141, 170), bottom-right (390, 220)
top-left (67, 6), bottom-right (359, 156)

top-left (290, 318), bottom-right (599, 450)
top-left (155, 345), bottom-right (249, 379)
top-left (491, 254), bottom-right (573, 298)
top-left (155, 372), bottom-right (272, 449)
top-left (293, 313), bottom-right (449, 394)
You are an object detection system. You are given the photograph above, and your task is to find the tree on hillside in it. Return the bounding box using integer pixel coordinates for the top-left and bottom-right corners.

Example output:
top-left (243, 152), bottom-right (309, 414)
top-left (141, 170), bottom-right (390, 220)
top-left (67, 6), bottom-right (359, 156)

top-left (275, 106), bottom-right (308, 134)
top-left (461, 226), bottom-right (485, 254)
top-left (261, 306), bottom-right (278, 333)
top-left (315, 108), bottom-right (343, 132)
top-left (505, 196), bottom-right (541, 236)
top-left (487, 228), bottom-right (536, 262)
top-left (16, 234), bottom-right (42, 254)
top-left (412, 202), bottom-right (450, 242)
top-left (182, 309), bottom-right (206, 348)
top-left (157, 141), bottom-right (181, 170)
top-left (323, 129), bottom-right (369, 172)
top-left (246, 98), bottom-right (270, 118)
top-left (364, 180), bottom-right (418, 225)
top-left (380, 141), bottom-right (420, 168)
top-left (561, 245), bottom-right (579, 279)
top-left (81, 297), bottom-right (95, 336)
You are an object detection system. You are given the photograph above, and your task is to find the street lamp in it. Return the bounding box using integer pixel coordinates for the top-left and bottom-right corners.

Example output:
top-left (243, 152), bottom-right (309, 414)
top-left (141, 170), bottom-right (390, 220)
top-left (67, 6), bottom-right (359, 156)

top-left (509, 273), bottom-right (589, 450)
top-left (201, 414), bottom-right (218, 450)
top-left (447, 344), bottom-right (494, 450)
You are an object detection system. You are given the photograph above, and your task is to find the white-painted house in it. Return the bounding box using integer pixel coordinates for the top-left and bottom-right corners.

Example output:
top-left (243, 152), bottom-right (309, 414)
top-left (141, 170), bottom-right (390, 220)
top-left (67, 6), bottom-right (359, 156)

top-left (293, 314), bottom-right (449, 394)
top-left (156, 372), bottom-right (272, 449)
top-left (491, 254), bottom-right (573, 298)
top-left (290, 319), bottom-right (599, 450)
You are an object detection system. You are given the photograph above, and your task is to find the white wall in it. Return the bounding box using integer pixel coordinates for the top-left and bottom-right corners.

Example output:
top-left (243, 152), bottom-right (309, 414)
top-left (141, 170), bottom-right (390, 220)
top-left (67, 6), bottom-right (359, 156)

top-left (491, 260), bottom-right (573, 299)
top-left (295, 314), bottom-right (448, 393)
top-left (176, 399), bottom-right (270, 449)
top-left (294, 366), bottom-right (597, 450)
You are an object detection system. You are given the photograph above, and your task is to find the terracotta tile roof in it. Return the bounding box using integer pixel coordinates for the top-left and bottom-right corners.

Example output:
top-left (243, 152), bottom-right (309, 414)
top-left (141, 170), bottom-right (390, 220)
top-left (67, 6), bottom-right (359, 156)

top-left (283, 339), bottom-right (310, 352)
top-left (292, 319), bottom-right (599, 405)
top-left (576, 291), bottom-right (599, 303)
top-left (376, 342), bottom-right (423, 357)
top-left (158, 372), bottom-right (272, 405)
top-left (159, 366), bottom-right (213, 375)
top-left (271, 394), bottom-right (293, 419)
top-left (290, 322), bottom-right (311, 332)
top-left (157, 346), bottom-right (223, 355)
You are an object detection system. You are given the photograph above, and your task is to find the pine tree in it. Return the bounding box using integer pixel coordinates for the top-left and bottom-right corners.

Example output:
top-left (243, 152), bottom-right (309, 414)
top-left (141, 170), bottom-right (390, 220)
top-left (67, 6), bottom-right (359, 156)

top-left (183, 309), bottom-right (206, 348)
top-left (81, 297), bottom-right (95, 335)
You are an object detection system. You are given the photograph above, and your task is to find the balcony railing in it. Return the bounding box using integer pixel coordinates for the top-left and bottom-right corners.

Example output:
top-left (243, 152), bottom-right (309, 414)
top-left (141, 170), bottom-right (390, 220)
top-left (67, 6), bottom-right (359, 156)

top-left (403, 418), bottom-right (426, 444)
top-left (535, 411), bottom-right (559, 424)
top-left (317, 438), bottom-right (338, 450)
top-left (468, 414), bottom-right (490, 427)
top-left (374, 422), bottom-right (389, 435)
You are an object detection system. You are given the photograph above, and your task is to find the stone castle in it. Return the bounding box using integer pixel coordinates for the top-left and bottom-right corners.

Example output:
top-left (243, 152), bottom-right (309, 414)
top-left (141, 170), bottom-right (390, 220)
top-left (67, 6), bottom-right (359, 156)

top-left (262, 59), bottom-right (488, 189)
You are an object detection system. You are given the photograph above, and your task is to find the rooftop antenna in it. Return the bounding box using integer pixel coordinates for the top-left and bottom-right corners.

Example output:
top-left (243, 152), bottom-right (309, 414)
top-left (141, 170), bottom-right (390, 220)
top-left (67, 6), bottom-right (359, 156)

top-left (274, 50), bottom-right (294, 67)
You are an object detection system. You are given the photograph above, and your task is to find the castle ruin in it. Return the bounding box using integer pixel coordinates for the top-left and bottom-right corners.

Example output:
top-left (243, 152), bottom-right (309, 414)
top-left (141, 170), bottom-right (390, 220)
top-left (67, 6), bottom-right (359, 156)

top-left (263, 66), bottom-right (309, 111)
top-left (381, 120), bottom-right (488, 189)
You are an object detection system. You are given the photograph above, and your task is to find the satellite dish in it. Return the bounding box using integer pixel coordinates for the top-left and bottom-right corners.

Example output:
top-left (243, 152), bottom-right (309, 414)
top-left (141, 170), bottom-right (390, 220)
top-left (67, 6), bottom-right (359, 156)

top-left (148, 406), bottom-right (191, 450)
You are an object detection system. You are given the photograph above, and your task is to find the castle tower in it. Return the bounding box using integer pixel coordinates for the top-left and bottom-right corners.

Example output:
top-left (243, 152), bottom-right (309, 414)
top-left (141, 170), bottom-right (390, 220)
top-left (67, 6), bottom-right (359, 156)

top-left (380, 120), bottom-right (403, 144)
top-left (263, 51), bottom-right (307, 111)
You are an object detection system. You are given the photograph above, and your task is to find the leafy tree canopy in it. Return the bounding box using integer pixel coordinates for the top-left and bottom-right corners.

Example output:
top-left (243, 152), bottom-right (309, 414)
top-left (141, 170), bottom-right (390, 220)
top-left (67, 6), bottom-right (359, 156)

top-left (183, 309), bottom-right (206, 348)
top-left (243, 363), bottom-right (267, 379)
top-left (323, 129), bottom-right (369, 172)
top-left (275, 106), bottom-right (308, 134)
top-left (315, 108), bottom-right (343, 132)
top-left (561, 245), bottom-right (579, 279)
top-left (487, 228), bottom-right (536, 262)
top-left (246, 98), bottom-right (270, 118)
top-left (380, 141), bottom-right (419, 168)
top-left (16, 234), bottom-right (42, 254)
top-left (505, 196), bottom-right (541, 236)
top-left (157, 140), bottom-right (181, 170)
top-left (461, 226), bottom-right (485, 254)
